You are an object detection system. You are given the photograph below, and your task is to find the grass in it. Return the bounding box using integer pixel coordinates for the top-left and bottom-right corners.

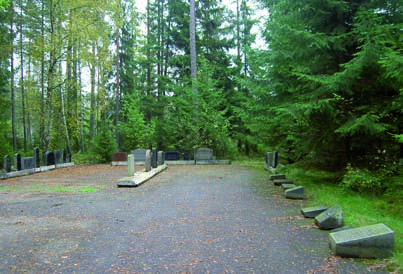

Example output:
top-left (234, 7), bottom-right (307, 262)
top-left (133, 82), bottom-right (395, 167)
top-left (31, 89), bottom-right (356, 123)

top-left (285, 165), bottom-right (403, 273)
top-left (0, 185), bottom-right (99, 193)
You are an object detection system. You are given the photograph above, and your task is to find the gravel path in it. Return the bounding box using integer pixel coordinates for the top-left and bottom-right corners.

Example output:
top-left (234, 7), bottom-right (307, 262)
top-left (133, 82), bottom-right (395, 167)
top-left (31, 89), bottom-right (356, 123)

top-left (0, 165), bottom-right (386, 273)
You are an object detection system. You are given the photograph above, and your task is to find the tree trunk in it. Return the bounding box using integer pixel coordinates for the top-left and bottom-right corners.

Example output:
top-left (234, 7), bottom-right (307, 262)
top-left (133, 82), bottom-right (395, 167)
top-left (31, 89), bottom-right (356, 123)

top-left (190, 0), bottom-right (198, 125)
top-left (10, 0), bottom-right (17, 152)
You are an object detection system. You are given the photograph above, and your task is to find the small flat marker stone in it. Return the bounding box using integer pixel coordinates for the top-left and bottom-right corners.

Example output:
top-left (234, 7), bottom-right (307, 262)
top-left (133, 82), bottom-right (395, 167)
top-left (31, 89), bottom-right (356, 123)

top-left (269, 174), bottom-right (286, 180)
top-left (329, 223), bottom-right (394, 258)
top-left (315, 205), bottom-right (344, 230)
top-left (281, 184), bottom-right (296, 190)
top-left (285, 186), bottom-right (304, 200)
top-left (273, 179), bottom-right (294, 186)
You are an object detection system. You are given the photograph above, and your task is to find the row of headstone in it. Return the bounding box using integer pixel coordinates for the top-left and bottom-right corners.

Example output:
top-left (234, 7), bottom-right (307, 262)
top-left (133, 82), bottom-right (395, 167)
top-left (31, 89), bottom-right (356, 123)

top-left (265, 151), bottom-right (278, 168)
top-left (268, 169), bottom-right (394, 259)
top-left (2, 148), bottom-right (71, 173)
top-left (131, 148), bottom-right (213, 161)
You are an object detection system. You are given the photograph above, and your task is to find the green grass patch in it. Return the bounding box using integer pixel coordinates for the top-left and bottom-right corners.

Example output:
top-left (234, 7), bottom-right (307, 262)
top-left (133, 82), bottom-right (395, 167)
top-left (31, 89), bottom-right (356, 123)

top-left (0, 184), bottom-right (100, 193)
top-left (286, 165), bottom-right (403, 272)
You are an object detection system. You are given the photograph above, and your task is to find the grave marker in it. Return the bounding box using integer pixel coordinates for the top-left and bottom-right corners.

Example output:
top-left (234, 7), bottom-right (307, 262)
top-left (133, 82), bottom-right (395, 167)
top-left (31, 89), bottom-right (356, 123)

top-left (44, 151), bottom-right (55, 166)
top-left (285, 186), bottom-right (304, 199)
top-left (315, 205), bottom-right (344, 230)
top-left (112, 152), bottom-right (127, 162)
top-left (14, 153), bottom-right (22, 171)
top-left (21, 157), bottom-right (34, 170)
top-left (4, 155), bottom-right (11, 172)
top-left (157, 151), bottom-right (164, 165)
top-left (329, 223), bottom-right (394, 258)
top-left (151, 148), bottom-right (158, 168)
top-left (33, 147), bottom-right (40, 168)
top-left (145, 150), bottom-right (152, 172)
top-left (266, 152), bottom-right (273, 168)
top-left (128, 154), bottom-right (135, 176)
top-left (301, 206), bottom-right (328, 218)
top-left (273, 151), bottom-right (278, 168)
top-left (165, 151), bottom-right (180, 161)
top-left (132, 149), bottom-right (146, 162)
top-left (195, 148), bottom-right (213, 161)
top-left (183, 151), bottom-right (190, 160)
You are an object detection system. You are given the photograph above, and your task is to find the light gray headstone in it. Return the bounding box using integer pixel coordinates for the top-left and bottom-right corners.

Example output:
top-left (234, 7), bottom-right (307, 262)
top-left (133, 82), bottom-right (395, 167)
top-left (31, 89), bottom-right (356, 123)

top-left (301, 206), bottom-right (328, 218)
top-left (266, 152), bottom-right (273, 168)
top-left (315, 205), bottom-right (344, 230)
top-left (329, 223), bottom-right (394, 258)
top-left (157, 151), bottom-right (164, 165)
top-left (195, 148), bottom-right (213, 160)
top-left (285, 186), bottom-right (304, 199)
top-left (128, 155), bottom-right (135, 176)
top-left (132, 148), bottom-right (146, 162)
top-left (145, 150), bottom-right (151, 172)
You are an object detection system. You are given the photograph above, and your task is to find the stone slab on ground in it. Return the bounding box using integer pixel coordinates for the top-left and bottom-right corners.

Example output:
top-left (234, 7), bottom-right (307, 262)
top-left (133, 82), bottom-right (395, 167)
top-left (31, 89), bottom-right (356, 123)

top-left (273, 179), bottom-right (294, 186)
top-left (329, 223), bottom-right (394, 258)
top-left (331, 226), bottom-right (355, 233)
top-left (285, 186), bottom-right (304, 199)
top-left (117, 164), bottom-right (168, 187)
top-left (111, 161), bottom-right (128, 166)
top-left (301, 206), bottom-right (328, 218)
top-left (315, 205), bottom-right (344, 230)
top-left (269, 174), bottom-right (286, 180)
top-left (281, 184), bottom-right (296, 190)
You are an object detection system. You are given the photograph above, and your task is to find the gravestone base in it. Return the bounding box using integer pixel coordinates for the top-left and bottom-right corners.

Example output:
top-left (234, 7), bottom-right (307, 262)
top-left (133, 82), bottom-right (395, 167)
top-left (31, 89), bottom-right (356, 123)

top-left (195, 160), bottom-right (231, 165)
top-left (269, 174), bottom-right (286, 180)
top-left (165, 160), bottom-right (195, 165)
top-left (117, 164), bottom-right (168, 187)
top-left (315, 205), bottom-right (344, 230)
top-left (329, 223), bottom-right (394, 258)
top-left (111, 161), bottom-right (128, 166)
top-left (281, 184), bottom-right (296, 190)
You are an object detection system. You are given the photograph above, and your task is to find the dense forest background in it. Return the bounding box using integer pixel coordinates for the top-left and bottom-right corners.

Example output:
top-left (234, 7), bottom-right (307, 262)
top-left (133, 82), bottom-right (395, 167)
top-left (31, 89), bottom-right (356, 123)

top-left (0, 0), bottom-right (402, 189)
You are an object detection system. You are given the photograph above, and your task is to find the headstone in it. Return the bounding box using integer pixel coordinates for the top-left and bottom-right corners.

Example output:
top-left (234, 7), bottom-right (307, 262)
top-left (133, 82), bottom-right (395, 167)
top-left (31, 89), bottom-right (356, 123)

top-left (195, 148), bottom-right (214, 160)
top-left (62, 149), bottom-right (67, 163)
top-left (112, 152), bottom-right (127, 162)
top-left (3, 155), bottom-right (11, 172)
top-left (329, 223), bottom-right (394, 258)
top-left (301, 206), bottom-right (328, 218)
top-left (21, 157), bottom-right (34, 170)
top-left (272, 151), bottom-right (278, 168)
top-left (127, 155), bottom-right (135, 176)
top-left (183, 151), bottom-right (190, 160)
top-left (285, 186), bottom-right (304, 199)
top-left (157, 151), bottom-right (164, 165)
top-left (132, 149), bottom-right (146, 162)
top-left (269, 174), bottom-right (286, 180)
top-left (145, 150), bottom-right (152, 172)
top-left (54, 150), bottom-right (63, 164)
top-left (151, 148), bottom-right (158, 168)
top-left (281, 184), bottom-right (296, 190)
top-left (67, 153), bottom-right (72, 163)
top-left (44, 151), bottom-right (55, 166)
top-left (165, 151), bottom-right (180, 161)
top-left (266, 152), bottom-right (273, 168)
top-left (315, 205), bottom-right (344, 230)
top-left (273, 179), bottom-right (294, 186)
top-left (33, 147), bottom-right (40, 168)
top-left (331, 226), bottom-right (355, 233)
top-left (14, 153), bottom-right (22, 171)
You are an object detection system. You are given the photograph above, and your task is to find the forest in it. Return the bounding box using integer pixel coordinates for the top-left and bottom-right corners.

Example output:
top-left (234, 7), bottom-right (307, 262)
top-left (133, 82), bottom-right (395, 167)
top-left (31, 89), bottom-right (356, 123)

top-left (0, 0), bottom-right (402, 191)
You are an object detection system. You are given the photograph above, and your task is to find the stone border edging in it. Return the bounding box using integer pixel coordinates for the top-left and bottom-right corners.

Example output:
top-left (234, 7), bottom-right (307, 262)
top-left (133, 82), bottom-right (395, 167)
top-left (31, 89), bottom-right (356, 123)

top-left (0, 163), bottom-right (75, 180)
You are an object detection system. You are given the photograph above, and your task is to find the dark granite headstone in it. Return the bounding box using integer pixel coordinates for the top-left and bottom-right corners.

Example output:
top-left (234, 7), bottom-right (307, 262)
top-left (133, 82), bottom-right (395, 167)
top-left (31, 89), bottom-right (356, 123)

top-left (183, 151), bottom-right (190, 160)
top-left (4, 155), bottom-right (11, 172)
top-left (14, 153), bottom-right (22, 171)
top-left (62, 149), bottom-right (67, 163)
top-left (33, 147), bottom-right (40, 168)
top-left (54, 150), bottom-right (63, 164)
top-left (165, 151), bottom-right (180, 161)
top-left (67, 153), bottom-right (72, 163)
top-left (112, 152), bottom-right (127, 162)
top-left (273, 151), bottom-right (278, 168)
top-left (151, 148), bottom-right (158, 168)
top-left (132, 149), bottom-right (146, 162)
top-left (22, 157), bottom-right (34, 170)
top-left (44, 151), bottom-right (55, 166)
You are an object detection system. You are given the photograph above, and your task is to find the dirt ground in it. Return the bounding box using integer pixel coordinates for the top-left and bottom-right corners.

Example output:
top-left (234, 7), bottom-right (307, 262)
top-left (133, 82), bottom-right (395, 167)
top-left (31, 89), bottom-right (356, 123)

top-left (0, 164), bottom-right (387, 273)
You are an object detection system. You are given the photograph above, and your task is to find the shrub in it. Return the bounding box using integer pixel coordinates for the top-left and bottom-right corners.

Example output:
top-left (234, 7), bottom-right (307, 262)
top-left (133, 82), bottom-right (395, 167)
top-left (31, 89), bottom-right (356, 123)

top-left (341, 163), bottom-right (388, 193)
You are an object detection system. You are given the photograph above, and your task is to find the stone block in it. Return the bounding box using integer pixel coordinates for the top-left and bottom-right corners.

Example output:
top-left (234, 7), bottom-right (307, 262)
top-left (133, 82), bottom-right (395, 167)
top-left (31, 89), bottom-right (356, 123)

top-left (315, 205), bottom-right (343, 230)
top-left (21, 157), bottom-right (34, 170)
top-left (43, 151), bottom-right (55, 166)
top-left (33, 147), bottom-right (40, 168)
top-left (285, 186), bottom-right (304, 199)
top-left (14, 153), bottom-right (22, 171)
top-left (273, 179), bottom-right (294, 186)
top-left (157, 151), bottom-right (164, 165)
top-left (269, 174), bottom-right (286, 180)
top-left (301, 206), bottom-right (328, 218)
top-left (331, 226), bottom-right (355, 233)
top-left (282, 184), bottom-right (296, 190)
top-left (183, 151), bottom-right (190, 160)
top-left (128, 155), bottom-right (135, 176)
top-left (266, 152), bottom-right (273, 168)
top-left (273, 151), bottom-right (279, 168)
top-left (151, 148), bottom-right (158, 168)
top-left (329, 223), bottom-right (394, 258)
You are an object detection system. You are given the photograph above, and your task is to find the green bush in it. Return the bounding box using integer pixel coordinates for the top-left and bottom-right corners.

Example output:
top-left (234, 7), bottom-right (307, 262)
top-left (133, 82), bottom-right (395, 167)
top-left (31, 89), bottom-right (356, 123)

top-left (91, 124), bottom-right (117, 163)
top-left (341, 164), bottom-right (387, 193)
